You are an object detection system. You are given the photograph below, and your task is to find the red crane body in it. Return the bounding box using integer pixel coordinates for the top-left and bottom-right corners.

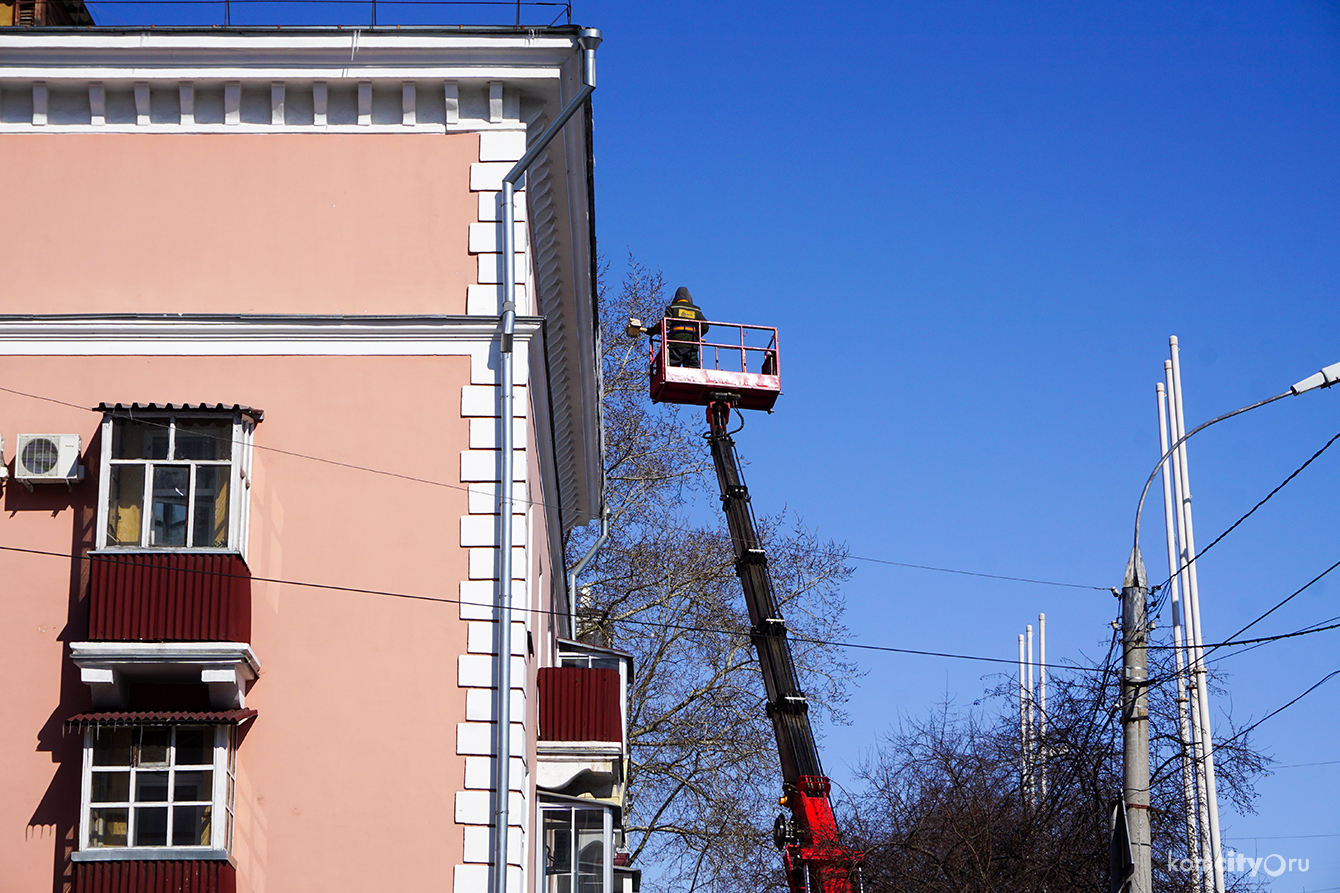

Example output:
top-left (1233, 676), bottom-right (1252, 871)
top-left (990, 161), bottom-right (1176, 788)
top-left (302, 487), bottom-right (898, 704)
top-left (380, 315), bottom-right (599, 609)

top-left (645, 317), bottom-right (863, 893)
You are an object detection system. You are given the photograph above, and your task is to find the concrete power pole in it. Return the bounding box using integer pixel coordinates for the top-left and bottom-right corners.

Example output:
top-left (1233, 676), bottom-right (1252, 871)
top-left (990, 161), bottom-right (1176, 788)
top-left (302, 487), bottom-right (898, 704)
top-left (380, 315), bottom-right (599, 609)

top-left (1121, 548), bottom-right (1151, 893)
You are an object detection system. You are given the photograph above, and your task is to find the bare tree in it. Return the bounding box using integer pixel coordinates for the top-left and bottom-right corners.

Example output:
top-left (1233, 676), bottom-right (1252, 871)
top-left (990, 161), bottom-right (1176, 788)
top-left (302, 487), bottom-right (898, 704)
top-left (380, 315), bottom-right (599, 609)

top-left (852, 633), bottom-right (1269, 893)
top-left (567, 258), bottom-right (859, 892)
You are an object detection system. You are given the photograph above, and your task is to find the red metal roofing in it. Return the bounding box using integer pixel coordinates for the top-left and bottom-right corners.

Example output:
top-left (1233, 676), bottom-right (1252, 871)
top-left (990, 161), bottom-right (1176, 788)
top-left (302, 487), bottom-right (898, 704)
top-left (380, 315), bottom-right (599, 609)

top-left (65, 709), bottom-right (257, 727)
top-left (95, 402), bottom-right (264, 421)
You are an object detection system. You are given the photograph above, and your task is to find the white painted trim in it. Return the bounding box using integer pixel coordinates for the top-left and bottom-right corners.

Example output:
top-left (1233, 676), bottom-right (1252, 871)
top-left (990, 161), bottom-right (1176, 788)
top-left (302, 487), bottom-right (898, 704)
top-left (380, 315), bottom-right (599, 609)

top-left (0, 315), bottom-right (542, 355)
top-left (312, 81), bottom-right (328, 125)
top-left (179, 82), bottom-right (194, 125)
top-left (134, 83), bottom-right (149, 126)
top-left (88, 82), bottom-right (104, 125)
top-left (70, 641), bottom-right (261, 676)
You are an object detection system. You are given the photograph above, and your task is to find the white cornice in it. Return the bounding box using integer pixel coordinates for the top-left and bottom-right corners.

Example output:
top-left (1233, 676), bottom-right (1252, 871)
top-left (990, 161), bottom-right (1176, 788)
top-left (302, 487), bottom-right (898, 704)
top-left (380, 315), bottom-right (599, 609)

top-left (0, 315), bottom-right (540, 355)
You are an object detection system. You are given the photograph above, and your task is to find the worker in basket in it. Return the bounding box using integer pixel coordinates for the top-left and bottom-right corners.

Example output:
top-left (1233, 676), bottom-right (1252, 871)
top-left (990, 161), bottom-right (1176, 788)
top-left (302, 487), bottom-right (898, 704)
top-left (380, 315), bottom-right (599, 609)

top-left (660, 287), bottom-right (710, 368)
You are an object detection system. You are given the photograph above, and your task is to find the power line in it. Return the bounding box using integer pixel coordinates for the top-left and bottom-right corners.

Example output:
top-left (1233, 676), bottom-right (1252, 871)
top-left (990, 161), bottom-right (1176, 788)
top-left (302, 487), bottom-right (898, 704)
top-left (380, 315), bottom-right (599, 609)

top-left (848, 555), bottom-right (1107, 591)
top-left (0, 383), bottom-right (1113, 595)
top-left (0, 543), bottom-right (1113, 672)
top-left (1270, 759), bottom-right (1340, 769)
top-left (1150, 426), bottom-right (1340, 615)
top-left (1214, 669), bottom-right (1340, 752)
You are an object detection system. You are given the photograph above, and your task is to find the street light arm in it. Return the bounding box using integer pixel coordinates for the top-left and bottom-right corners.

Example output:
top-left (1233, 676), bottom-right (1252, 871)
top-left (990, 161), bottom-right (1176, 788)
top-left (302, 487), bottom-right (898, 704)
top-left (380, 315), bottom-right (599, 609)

top-left (1132, 390), bottom-right (1292, 551)
top-left (1291, 361), bottom-right (1340, 395)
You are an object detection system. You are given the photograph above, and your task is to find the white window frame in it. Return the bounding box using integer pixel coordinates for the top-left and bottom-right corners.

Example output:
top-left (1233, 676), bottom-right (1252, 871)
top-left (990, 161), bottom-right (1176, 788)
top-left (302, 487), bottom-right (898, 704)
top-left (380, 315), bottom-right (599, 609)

top-left (75, 723), bottom-right (235, 860)
top-left (94, 412), bottom-right (256, 558)
top-left (537, 803), bottom-right (614, 893)
top-left (558, 646), bottom-right (630, 753)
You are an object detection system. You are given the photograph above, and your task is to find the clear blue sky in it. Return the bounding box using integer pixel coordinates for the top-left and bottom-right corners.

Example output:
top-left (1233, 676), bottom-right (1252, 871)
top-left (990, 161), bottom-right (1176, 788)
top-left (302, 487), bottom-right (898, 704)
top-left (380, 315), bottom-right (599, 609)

top-left (79, 0), bottom-right (1340, 886)
top-left (583, 2), bottom-right (1339, 889)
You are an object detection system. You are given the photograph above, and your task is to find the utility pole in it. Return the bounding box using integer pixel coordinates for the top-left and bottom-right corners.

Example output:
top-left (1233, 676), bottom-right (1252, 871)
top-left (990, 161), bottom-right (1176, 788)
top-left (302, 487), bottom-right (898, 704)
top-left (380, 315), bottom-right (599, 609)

top-left (1121, 548), bottom-right (1151, 893)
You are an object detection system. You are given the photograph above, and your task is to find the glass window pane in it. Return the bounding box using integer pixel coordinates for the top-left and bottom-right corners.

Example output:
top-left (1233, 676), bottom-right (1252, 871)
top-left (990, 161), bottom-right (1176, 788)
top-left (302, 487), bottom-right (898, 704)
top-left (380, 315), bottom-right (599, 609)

top-left (88, 807), bottom-right (129, 847)
top-left (112, 419), bottom-right (169, 460)
top-left (150, 466), bottom-right (189, 547)
top-left (91, 771), bottom-right (130, 803)
top-left (175, 419), bottom-right (232, 461)
top-left (172, 805), bottom-right (212, 846)
top-left (106, 466), bottom-right (145, 547)
top-left (175, 727), bottom-right (212, 766)
top-left (136, 728), bottom-right (170, 766)
top-left (575, 810), bottom-right (606, 893)
top-left (92, 728), bottom-right (133, 766)
top-left (134, 806), bottom-right (168, 846)
top-left (135, 771), bottom-right (169, 802)
top-left (174, 770), bottom-right (213, 802)
top-left (544, 811), bottom-right (573, 893)
top-left (192, 466), bottom-right (230, 548)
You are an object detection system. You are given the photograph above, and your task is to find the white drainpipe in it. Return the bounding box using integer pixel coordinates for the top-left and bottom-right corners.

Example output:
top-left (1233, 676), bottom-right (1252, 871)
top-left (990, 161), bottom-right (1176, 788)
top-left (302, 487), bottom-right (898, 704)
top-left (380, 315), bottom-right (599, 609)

top-left (492, 28), bottom-right (600, 893)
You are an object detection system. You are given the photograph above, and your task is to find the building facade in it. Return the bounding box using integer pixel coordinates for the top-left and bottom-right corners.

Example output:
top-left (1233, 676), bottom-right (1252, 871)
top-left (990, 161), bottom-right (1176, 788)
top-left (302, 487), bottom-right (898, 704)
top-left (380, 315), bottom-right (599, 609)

top-left (0, 26), bottom-right (629, 893)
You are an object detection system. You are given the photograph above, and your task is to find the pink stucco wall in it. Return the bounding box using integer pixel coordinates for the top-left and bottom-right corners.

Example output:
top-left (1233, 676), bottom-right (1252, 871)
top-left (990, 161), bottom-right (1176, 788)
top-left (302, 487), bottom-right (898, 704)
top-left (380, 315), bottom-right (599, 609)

top-left (0, 133), bottom-right (480, 315)
top-left (0, 353), bottom-right (476, 891)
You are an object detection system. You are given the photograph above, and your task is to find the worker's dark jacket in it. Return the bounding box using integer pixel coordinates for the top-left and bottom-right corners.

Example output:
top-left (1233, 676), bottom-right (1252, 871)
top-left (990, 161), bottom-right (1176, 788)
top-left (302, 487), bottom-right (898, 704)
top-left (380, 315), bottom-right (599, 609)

top-left (663, 301), bottom-right (709, 342)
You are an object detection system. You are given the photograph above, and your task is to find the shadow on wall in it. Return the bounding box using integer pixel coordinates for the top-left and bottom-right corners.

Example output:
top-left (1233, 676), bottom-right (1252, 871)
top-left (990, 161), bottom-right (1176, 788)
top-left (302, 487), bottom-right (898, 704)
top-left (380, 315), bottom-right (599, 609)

top-left (8, 427), bottom-right (100, 893)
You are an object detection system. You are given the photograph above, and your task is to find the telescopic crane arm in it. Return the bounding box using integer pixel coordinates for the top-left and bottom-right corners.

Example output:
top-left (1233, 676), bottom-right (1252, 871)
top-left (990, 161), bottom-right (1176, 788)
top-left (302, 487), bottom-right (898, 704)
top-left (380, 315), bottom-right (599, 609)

top-left (705, 398), bottom-right (863, 893)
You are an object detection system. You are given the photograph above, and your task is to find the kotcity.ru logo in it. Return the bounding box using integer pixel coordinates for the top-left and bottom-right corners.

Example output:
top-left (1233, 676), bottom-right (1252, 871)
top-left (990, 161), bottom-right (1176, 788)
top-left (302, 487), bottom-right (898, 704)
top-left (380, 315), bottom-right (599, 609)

top-left (1167, 849), bottom-right (1311, 877)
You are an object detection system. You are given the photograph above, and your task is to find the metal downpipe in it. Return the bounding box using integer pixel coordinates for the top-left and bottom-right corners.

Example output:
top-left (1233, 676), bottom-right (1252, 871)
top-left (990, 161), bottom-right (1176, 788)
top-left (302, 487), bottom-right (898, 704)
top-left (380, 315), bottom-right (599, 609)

top-left (491, 28), bottom-right (600, 893)
top-left (566, 509), bottom-right (609, 638)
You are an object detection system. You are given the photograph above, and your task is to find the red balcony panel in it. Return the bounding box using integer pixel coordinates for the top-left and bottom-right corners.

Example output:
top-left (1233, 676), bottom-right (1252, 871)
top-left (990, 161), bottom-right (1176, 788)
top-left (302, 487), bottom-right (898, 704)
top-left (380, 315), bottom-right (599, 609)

top-left (88, 553), bottom-right (251, 642)
top-left (538, 667), bottom-right (621, 742)
top-left (75, 860), bottom-right (236, 893)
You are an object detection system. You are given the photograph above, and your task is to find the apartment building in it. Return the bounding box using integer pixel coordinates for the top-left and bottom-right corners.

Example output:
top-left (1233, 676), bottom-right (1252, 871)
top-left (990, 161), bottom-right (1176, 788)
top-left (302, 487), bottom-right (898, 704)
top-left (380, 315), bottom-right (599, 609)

top-left (0, 25), bottom-right (631, 893)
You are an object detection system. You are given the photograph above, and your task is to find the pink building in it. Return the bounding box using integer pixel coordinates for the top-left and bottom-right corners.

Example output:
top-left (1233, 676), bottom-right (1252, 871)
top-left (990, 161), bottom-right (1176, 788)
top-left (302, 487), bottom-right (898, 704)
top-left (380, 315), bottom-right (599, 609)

top-left (0, 26), bottom-right (632, 893)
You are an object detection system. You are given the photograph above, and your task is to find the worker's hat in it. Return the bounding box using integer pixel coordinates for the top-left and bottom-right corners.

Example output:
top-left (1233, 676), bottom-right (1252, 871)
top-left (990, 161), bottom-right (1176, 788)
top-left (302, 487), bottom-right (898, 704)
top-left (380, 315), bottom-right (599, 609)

top-left (673, 287), bottom-right (693, 304)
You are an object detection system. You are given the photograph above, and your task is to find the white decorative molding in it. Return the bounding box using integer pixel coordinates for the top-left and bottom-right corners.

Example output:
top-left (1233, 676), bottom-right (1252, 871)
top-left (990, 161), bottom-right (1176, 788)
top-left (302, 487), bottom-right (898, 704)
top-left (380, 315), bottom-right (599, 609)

top-left (402, 81), bottom-right (416, 126)
top-left (313, 81), bottom-right (328, 125)
top-left (88, 82), bottom-right (104, 125)
top-left (224, 81), bottom-right (240, 125)
top-left (357, 81), bottom-right (371, 125)
top-left (32, 82), bottom-right (47, 125)
top-left (445, 80), bottom-right (459, 124)
top-left (271, 81), bottom-right (285, 125)
top-left (70, 641), bottom-right (260, 709)
top-left (134, 82), bottom-right (149, 125)
top-left (179, 82), bottom-right (194, 125)
top-left (0, 315), bottom-right (541, 356)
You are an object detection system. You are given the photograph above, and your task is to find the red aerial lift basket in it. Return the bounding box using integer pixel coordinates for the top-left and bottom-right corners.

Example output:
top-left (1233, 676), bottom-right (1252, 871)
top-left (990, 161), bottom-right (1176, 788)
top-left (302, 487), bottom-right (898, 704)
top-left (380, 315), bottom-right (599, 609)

top-left (648, 318), bottom-right (780, 411)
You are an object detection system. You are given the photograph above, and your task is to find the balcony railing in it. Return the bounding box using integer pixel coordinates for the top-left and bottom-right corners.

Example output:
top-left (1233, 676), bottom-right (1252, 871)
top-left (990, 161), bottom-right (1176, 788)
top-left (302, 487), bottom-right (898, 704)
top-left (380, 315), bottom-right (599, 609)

top-left (538, 667), bottom-right (621, 743)
top-left (87, 553), bottom-right (251, 642)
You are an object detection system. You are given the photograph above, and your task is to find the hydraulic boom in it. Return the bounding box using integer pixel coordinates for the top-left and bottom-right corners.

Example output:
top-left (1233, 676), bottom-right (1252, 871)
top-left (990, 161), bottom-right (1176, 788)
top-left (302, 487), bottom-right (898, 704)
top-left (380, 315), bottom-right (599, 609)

top-left (705, 397), bottom-right (863, 893)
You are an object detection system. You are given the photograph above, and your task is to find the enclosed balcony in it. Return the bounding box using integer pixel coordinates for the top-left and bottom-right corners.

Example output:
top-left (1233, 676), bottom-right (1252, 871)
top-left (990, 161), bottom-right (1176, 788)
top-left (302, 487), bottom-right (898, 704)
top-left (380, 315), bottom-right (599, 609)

top-left (539, 666), bottom-right (623, 744)
top-left (536, 642), bottom-right (632, 797)
top-left (87, 552), bottom-right (250, 643)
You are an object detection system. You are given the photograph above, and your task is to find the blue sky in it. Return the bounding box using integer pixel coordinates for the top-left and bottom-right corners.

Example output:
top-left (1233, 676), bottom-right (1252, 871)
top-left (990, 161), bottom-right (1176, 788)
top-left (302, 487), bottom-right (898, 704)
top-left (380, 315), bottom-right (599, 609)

top-left (581, 2), bottom-right (1339, 889)
top-left (77, 0), bottom-right (1340, 885)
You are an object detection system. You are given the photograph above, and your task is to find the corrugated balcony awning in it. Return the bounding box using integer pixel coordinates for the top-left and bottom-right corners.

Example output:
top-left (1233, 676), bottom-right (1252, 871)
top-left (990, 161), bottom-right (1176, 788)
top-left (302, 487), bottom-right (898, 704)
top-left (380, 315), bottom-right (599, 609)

top-left (65, 709), bottom-right (257, 728)
top-left (95, 402), bottom-right (264, 422)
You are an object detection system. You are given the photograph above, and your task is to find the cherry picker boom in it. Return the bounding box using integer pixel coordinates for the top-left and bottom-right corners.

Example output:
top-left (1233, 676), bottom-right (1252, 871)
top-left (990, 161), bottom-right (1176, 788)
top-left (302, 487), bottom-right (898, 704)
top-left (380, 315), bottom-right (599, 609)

top-left (642, 314), bottom-right (863, 893)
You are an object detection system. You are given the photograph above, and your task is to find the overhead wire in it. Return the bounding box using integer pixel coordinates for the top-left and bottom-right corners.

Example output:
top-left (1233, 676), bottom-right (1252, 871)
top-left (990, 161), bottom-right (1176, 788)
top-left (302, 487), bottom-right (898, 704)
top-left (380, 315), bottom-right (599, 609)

top-left (0, 384), bottom-right (1115, 595)
top-left (0, 542), bottom-right (1113, 672)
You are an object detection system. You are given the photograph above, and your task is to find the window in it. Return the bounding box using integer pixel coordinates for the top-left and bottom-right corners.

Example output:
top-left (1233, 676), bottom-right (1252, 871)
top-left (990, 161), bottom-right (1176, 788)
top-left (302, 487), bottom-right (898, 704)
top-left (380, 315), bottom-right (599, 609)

top-left (96, 409), bottom-right (256, 553)
top-left (80, 724), bottom-right (235, 855)
top-left (539, 805), bottom-right (613, 893)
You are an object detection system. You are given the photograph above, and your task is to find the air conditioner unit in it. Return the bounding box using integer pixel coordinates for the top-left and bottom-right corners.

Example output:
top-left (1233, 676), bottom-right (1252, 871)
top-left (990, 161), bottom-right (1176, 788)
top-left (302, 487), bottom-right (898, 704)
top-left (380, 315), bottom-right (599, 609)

top-left (0, 435), bottom-right (7, 480)
top-left (15, 434), bottom-right (83, 487)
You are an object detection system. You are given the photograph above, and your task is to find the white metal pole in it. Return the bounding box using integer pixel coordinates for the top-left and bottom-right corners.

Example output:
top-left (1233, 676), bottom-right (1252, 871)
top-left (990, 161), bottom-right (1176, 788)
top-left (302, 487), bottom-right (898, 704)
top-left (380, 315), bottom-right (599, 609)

top-left (1026, 623), bottom-right (1035, 805)
top-left (1158, 376), bottom-right (1204, 888)
top-left (1038, 612), bottom-right (1047, 800)
top-left (1019, 633), bottom-right (1027, 798)
top-left (1169, 336), bottom-right (1225, 893)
